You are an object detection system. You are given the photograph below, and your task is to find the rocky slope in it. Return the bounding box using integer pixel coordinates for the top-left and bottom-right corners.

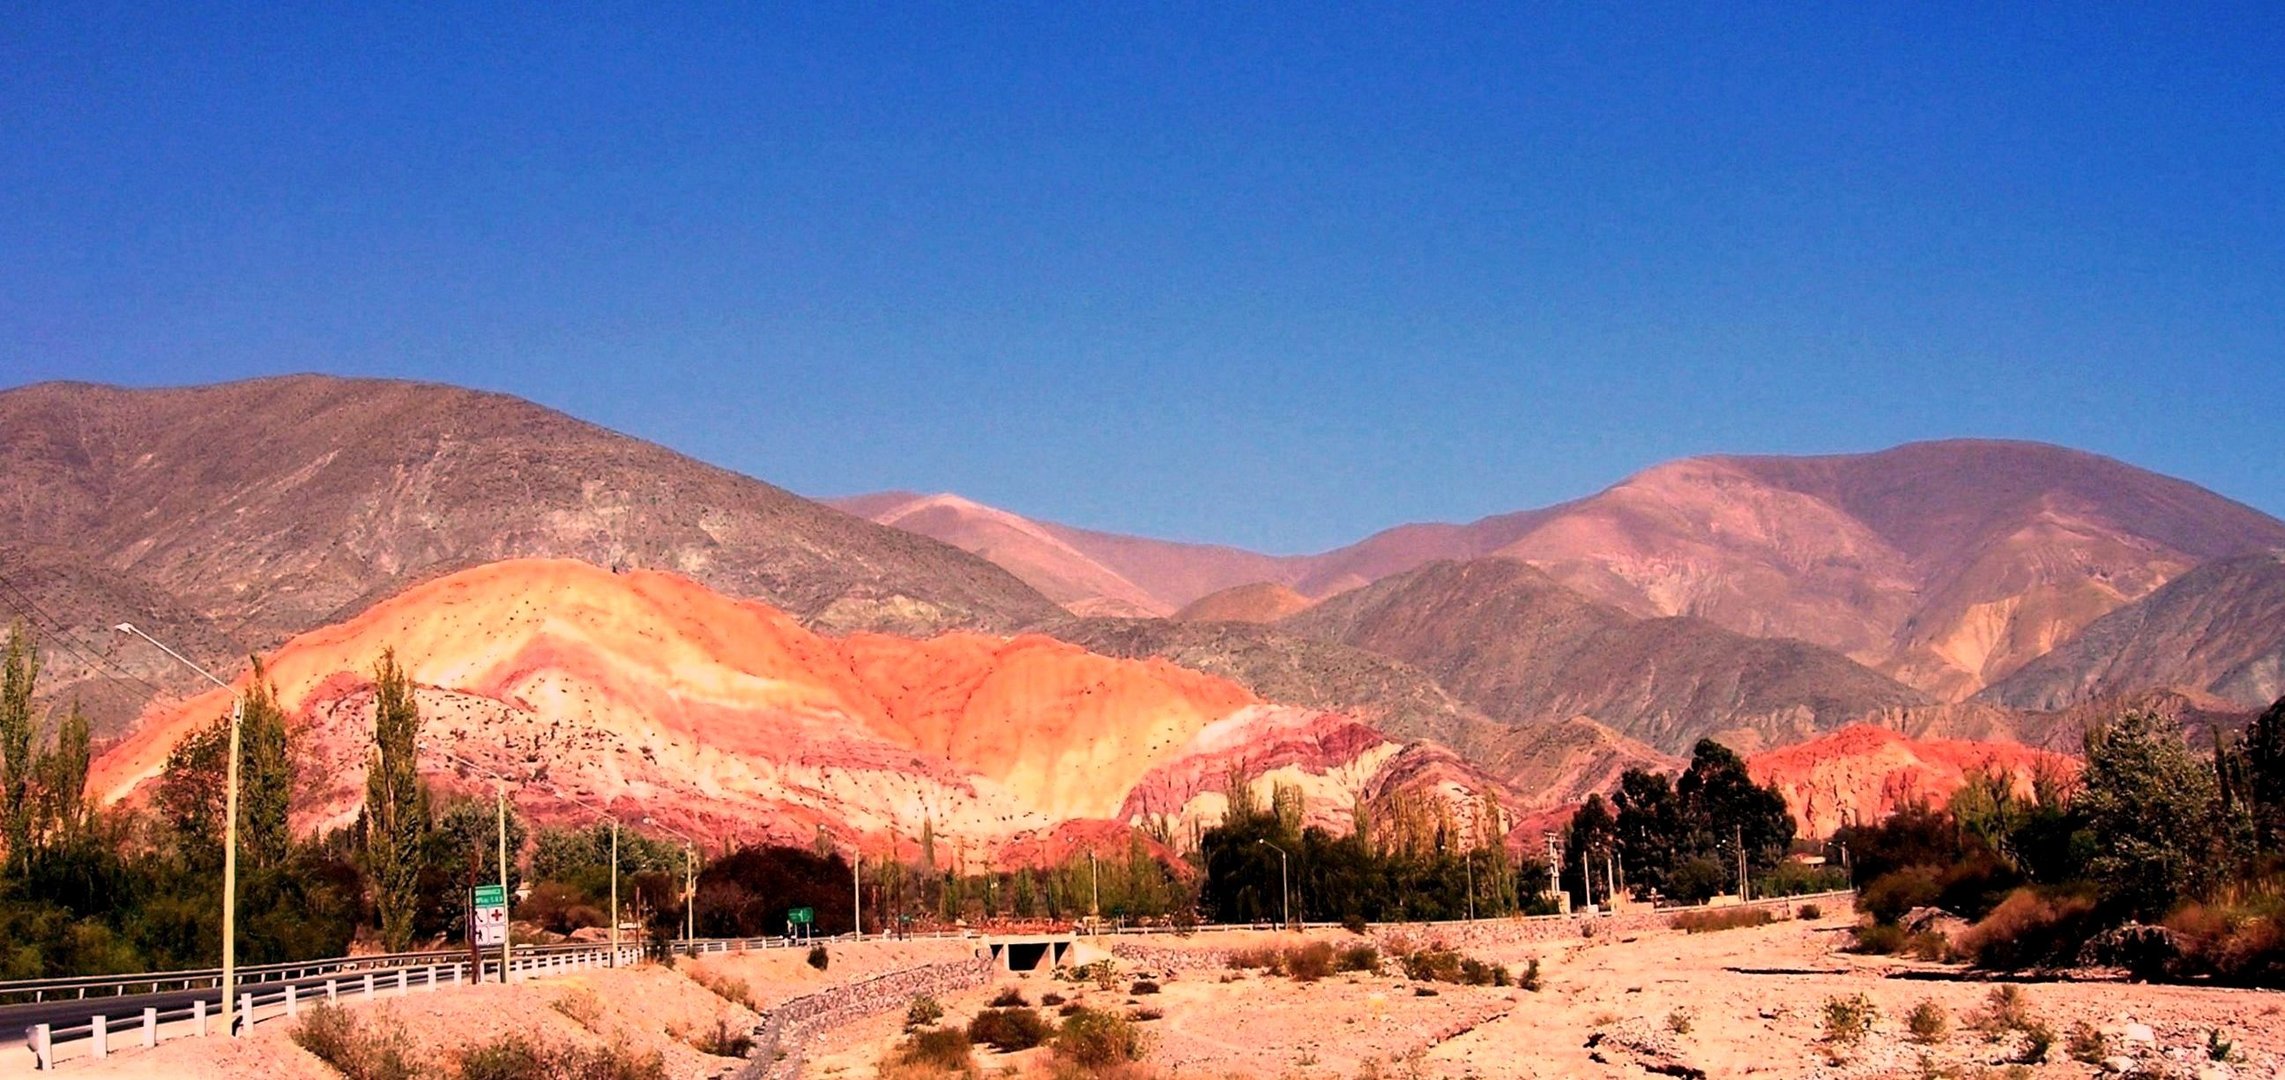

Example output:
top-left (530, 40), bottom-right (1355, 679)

top-left (1173, 582), bottom-right (1317, 623)
top-left (0, 376), bottom-right (1061, 726)
top-left (850, 441), bottom-right (2285, 702)
top-left (1748, 725), bottom-right (2078, 838)
top-left (1977, 551), bottom-right (2285, 712)
top-left (86, 559), bottom-right (1519, 856)
top-left (1282, 559), bottom-right (1930, 755)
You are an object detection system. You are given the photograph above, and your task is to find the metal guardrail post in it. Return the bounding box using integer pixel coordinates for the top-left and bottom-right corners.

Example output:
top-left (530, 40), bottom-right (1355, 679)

top-left (362, 972), bottom-right (374, 1000)
top-left (30, 1023), bottom-right (51, 1070)
top-left (286, 983), bottom-right (298, 1017)
top-left (195, 999), bottom-right (207, 1037)
top-left (90, 1015), bottom-right (106, 1059)
top-left (238, 993), bottom-right (251, 1034)
top-left (142, 1006), bottom-right (156, 1048)
top-left (326, 977), bottom-right (337, 1003)
top-left (396, 969), bottom-right (408, 995)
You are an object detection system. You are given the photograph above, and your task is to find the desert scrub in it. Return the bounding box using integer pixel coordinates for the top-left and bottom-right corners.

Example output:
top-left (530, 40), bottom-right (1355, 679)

top-left (2065, 1021), bottom-right (2107, 1063)
top-left (1039, 991), bottom-right (1066, 1007)
top-left (1905, 999), bottom-right (1948, 1044)
top-left (688, 966), bottom-right (758, 1010)
top-left (1337, 944), bottom-right (1381, 973)
top-left (906, 995), bottom-right (946, 1031)
top-left (1822, 994), bottom-right (1877, 1045)
top-left (1519, 957), bottom-right (1542, 992)
top-left (291, 1003), bottom-right (421, 1080)
top-left (891, 1026), bottom-right (977, 1076)
top-left (457, 1033), bottom-right (672, 1080)
top-left (1669, 907), bottom-right (1774, 934)
top-left (806, 944), bottom-right (830, 970)
top-left (1664, 1009), bottom-right (1692, 1035)
top-left (1968, 985), bottom-right (2036, 1039)
top-left (968, 1007), bottom-right (1053, 1052)
top-left (1285, 941), bottom-right (1336, 981)
top-left (550, 988), bottom-right (606, 1034)
top-left (1797, 903), bottom-right (1823, 921)
top-left (1850, 922), bottom-right (1907, 954)
top-left (1055, 1006), bottom-right (1148, 1068)
top-left (1129, 979), bottom-right (1160, 995)
top-left (696, 1013), bottom-right (755, 1058)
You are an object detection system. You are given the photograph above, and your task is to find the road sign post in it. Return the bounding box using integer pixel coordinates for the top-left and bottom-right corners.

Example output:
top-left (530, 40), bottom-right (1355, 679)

top-left (472, 884), bottom-right (509, 969)
top-left (788, 906), bottom-right (813, 941)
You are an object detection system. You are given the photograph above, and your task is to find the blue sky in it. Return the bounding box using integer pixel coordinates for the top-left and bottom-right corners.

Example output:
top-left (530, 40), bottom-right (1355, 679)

top-left (5, 4), bottom-right (2281, 553)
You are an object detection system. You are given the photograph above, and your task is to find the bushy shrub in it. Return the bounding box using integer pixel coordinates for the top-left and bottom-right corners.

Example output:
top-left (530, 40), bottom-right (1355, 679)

top-left (1822, 994), bottom-right (1877, 1045)
top-left (1128, 979), bottom-right (1159, 995)
top-left (1797, 903), bottom-right (1823, 921)
top-left (457, 1035), bottom-right (550, 1080)
top-left (1849, 922), bottom-right (1906, 954)
top-left (1519, 958), bottom-right (1542, 992)
top-left (688, 967), bottom-right (758, 1010)
top-left (1669, 907), bottom-right (1774, 934)
top-left (1342, 914), bottom-right (1370, 935)
top-left (291, 1003), bottom-right (420, 1080)
top-left (1905, 999), bottom-right (1947, 1044)
top-left (968, 1007), bottom-right (1053, 1052)
top-left (2066, 1021), bottom-right (2107, 1063)
top-left (1969, 985), bottom-right (2038, 1038)
top-left (1860, 867), bottom-right (1942, 925)
top-left (1285, 941), bottom-right (1335, 981)
top-left (1054, 1008), bottom-right (1147, 1068)
top-left (1336, 944), bottom-right (1381, 973)
top-left (989, 986), bottom-right (1030, 1008)
top-left (1957, 889), bottom-right (2099, 970)
top-left (1129, 1006), bottom-right (1164, 1021)
top-left (1400, 948), bottom-right (1462, 982)
top-left (894, 1027), bottom-right (976, 1074)
top-left (457, 1034), bottom-right (670, 1080)
top-left (2166, 902), bottom-right (2285, 986)
top-left (806, 944), bottom-right (830, 971)
top-left (906, 995), bottom-right (945, 1031)
top-left (1040, 992), bottom-right (1066, 1007)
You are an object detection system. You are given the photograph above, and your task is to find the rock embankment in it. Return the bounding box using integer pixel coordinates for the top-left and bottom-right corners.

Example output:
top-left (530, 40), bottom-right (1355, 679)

top-left (739, 957), bottom-right (994, 1080)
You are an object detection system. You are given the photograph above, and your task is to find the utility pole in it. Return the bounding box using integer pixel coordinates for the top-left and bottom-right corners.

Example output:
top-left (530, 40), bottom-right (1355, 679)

top-left (1088, 851), bottom-right (1101, 931)
top-left (610, 818), bottom-right (620, 967)
top-left (852, 848), bottom-right (862, 940)
top-left (114, 625), bottom-right (243, 1035)
top-left (1465, 852), bottom-right (1475, 921)
top-left (1605, 852), bottom-right (1617, 908)
top-left (1735, 824), bottom-right (1748, 903)
top-left (495, 782), bottom-right (511, 982)
top-left (1543, 832), bottom-right (1561, 910)
top-left (1257, 840), bottom-right (1291, 931)
top-left (1579, 846), bottom-right (1592, 911)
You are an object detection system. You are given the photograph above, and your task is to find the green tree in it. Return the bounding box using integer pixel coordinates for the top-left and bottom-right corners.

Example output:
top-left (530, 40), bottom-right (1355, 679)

top-left (362, 650), bottom-right (428, 950)
top-left (1563, 794), bottom-right (1618, 906)
top-left (237, 659), bottom-right (294, 873)
top-left (2078, 710), bottom-right (2220, 920)
top-left (1, 623), bottom-right (36, 870)
top-left (2245, 696), bottom-right (2285, 853)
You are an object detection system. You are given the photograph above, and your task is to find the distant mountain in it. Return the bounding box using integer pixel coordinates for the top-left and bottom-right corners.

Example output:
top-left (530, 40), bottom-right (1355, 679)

top-left (1977, 552), bottom-right (2285, 713)
top-left (0, 376), bottom-right (1060, 727)
top-left (830, 491), bottom-right (1300, 616)
top-left (1281, 559), bottom-right (1932, 756)
top-left (1173, 582), bottom-right (1316, 624)
top-left (1749, 725), bottom-right (2077, 838)
top-left (850, 441), bottom-right (2285, 702)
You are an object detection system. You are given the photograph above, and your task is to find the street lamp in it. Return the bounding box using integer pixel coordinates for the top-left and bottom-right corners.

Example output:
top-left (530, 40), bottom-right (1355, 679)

top-left (1256, 840), bottom-right (1291, 931)
top-left (115, 624), bottom-right (245, 1036)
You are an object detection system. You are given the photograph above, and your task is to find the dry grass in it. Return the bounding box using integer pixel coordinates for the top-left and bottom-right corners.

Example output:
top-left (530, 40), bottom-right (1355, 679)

top-left (290, 1003), bottom-right (422, 1080)
top-left (687, 966), bottom-right (759, 1011)
top-left (1669, 907), bottom-right (1775, 934)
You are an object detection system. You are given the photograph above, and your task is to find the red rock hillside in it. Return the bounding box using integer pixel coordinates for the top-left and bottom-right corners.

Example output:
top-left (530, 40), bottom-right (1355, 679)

top-left (1748, 725), bottom-right (2078, 839)
top-left (89, 559), bottom-right (1516, 861)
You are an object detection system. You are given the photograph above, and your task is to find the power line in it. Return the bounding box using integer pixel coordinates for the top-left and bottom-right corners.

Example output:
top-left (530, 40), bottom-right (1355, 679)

top-left (0, 564), bottom-right (175, 707)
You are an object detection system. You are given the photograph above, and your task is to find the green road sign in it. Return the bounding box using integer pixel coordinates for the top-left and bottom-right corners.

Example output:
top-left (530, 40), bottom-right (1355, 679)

top-left (473, 884), bottom-right (507, 908)
top-left (787, 906), bottom-right (814, 925)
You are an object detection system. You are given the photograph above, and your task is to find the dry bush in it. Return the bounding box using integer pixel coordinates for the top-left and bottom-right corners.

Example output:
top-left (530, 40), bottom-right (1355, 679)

top-left (1956, 889), bottom-right (2098, 970)
top-left (989, 986), bottom-right (1031, 1008)
top-left (1055, 1007), bottom-right (1149, 1068)
top-left (1519, 957), bottom-right (1541, 992)
top-left (1040, 992), bottom-right (1066, 1006)
top-left (687, 966), bottom-right (758, 1010)
top-left (1850, 922), bottom-right (1907, 954)
top-left (1906, 999), bottom-right (1948, 1044)
top-left (550, 988), bottom-right (606, 1034)
top-left (2065, 1021), bottom-right (2107, 1063)
top-left (891, 1026), bottom-right (978, 1077)
top-left (1967, 985), bottom-right (2036, 1038)
top-left (1822, 994), bottom-right (1877, 1045)
top-left (1129, 979), bottom-right (1160, 995)
top-left (696, 1014), bottom-right (755, 1058)
top-left (456, 1033), bottom-right (671, 1080)
top-left (1664, 1009), bottom-right (1692, 1035)
top-left (1336, 944), bottom-right (1381, 974)
top-left (1797, 903), bottom-right (1824, 921)
top-left (290, 1003), bottom-right (421, 1080)
top-left (1226, 946), bottom-right (1279, 972)
top-left (1669, 907), bottom-right (1775, 934)
top-left (1285, 942), bottom-right (1336, 982)
top-left (1906, 931), bottom-right (1953, 962)
top-left (1128, 1006), bottom-right (1164, 1022)
top-left (968, 1007), bottom-right (1053, 1052)
top-left (1399, 948), bottom-right (1462, 982)
top-left (2167, 902), bottom-right (2285, 985)
top-left (906, 995), bottom-right (945, 1031)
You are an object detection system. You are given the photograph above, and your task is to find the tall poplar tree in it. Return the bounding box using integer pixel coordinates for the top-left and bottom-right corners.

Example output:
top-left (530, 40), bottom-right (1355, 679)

top-left (0, 623), bottom-right (37, 870)
top-left (363, 649), bottom-right (428, 950)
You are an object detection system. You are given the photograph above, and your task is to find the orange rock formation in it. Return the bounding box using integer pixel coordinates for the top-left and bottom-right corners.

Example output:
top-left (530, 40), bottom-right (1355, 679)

top-left (1748, 724), bottom-right (2076, 838)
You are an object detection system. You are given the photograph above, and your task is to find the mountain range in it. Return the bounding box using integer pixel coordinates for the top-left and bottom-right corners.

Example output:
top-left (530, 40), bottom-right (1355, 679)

top-left (6, 374), bottom-right (2283, 851)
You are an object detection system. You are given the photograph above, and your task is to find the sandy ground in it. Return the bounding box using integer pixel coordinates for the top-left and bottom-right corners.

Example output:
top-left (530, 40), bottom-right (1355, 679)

top-left (810, 915), bottom-right (2285, 1080)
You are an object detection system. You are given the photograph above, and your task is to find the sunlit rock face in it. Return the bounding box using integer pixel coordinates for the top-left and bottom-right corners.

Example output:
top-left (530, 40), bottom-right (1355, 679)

top-left (90, 558), bottom-right (1500, 860)
top-left (1748, 724), bottom-right (2077, 839)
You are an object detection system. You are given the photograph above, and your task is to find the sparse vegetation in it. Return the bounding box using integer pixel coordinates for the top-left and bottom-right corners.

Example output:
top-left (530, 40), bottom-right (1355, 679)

top-left (1054, 1007), bottom-right (1148, 1068)
top-left (906, 995), bottom-right (946, 1031)
top-left (890, 1026), bottom-right (977, 1076)
top-left (1797, 903), bottom-right (1823, 921)
top-left (806, 944), bottom-right (830, 970)
top-left (1669, 907), bottom-right (1774, 934)
top-left (2065, 1021), bottom-right (2107, 1063)
top-left (695, 1015), bottom-right (755, 1059)
top-left (1664, 1008), bottom-right (1692, 1035)
top-left (1129, 979), bottom-right (1160, 995)
top-left (1905, 999), bottom-right (1947, 1044)
top-left (969, 1006), bottom-right (1053, 1052)
top-left (1519, 957), bottom-right (1541, 992)
top-left (688, 966), bottom-right (758, 1010)
top-left (1337, 944), bottom-right (1381, 973)
top-left (291, 1003), bottom-right (421, 1080)
top-left (1821, 994), bottom-right (1877, 1045)
top-left (989, 986), bottom-right (1031, 1008)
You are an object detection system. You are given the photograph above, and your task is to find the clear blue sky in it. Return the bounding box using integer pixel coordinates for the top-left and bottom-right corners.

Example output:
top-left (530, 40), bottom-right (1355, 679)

top-left (5, 4), bottom-right (2281, 553)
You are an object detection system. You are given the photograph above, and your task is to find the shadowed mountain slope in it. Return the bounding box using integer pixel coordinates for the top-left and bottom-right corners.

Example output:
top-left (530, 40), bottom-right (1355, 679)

top-left (1978, 552), bottom-right (2285, 712)
top-left (1281, 559), bottom-right (1931, 755)
top-left (0, 376), bottom-right (1061, 721)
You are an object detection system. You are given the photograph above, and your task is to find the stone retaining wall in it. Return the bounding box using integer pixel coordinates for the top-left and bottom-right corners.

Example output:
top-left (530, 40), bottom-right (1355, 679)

top-left (739, 956), bottom-right (995, 1080)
